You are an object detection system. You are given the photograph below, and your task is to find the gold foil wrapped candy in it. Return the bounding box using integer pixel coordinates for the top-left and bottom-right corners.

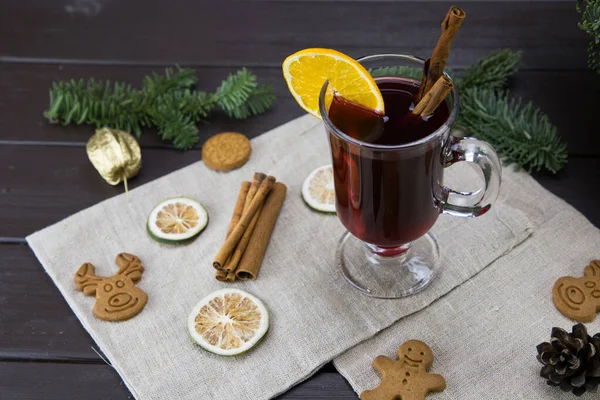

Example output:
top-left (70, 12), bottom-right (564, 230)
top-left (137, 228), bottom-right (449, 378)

top-left (86, 128), bottom-right (142, 198)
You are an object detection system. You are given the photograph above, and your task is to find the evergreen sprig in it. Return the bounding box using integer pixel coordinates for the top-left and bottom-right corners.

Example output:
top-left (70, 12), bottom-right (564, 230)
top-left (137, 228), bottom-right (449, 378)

top-left (230, 85), bottom-right (277, 119)
top-left (457, 88), bottom-right (568, 173)
top-left (454, 50), bottom-right (567, 173)
top-left (214, 68), bottom-right (257, 117)
top-left (577, 0), bottom-right (600, 73)
top-left (458, 49), bottom-right (521, 91)
top-left (44, 67), bottom-right (275, 150)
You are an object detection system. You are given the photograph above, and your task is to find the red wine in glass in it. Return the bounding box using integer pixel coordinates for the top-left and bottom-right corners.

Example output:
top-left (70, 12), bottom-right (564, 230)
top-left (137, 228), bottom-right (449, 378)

top-left (328, 77), bottom-right (450, 255)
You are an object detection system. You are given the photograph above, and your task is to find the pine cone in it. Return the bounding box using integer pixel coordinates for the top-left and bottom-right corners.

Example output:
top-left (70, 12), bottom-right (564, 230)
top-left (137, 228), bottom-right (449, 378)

top-left (537, 324), bottom-right (600, 396)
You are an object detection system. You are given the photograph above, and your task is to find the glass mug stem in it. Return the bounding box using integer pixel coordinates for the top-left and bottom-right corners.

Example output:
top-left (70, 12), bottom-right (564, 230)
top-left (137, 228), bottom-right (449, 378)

top-left (365, 242), bottom-right (413, 258)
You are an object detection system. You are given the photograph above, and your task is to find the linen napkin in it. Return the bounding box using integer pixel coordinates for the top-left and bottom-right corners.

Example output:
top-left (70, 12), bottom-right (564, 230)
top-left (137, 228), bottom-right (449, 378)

top-left (334, 167), bottom-right (600, 399)
top-left (27, 115), bottom-right (532, 400)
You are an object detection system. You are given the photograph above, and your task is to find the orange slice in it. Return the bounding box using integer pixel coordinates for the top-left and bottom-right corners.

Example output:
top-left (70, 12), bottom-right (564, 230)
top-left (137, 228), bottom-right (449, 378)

top-left (302, 165), bottom-right (336, 213)
top-left (282, 48), bottom-right (384, 119)
top-left (147, 197), bottom-right (208, 244)
top-left (187, 289), bottom-right (269, 356)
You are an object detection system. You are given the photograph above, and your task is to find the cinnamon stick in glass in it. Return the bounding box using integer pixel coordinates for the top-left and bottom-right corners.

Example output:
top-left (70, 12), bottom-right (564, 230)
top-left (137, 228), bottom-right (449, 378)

top-left (415, 6), bottom-right (465, 103)
top-left (236, 182), bottom-right (287, 280)
top-left (412, 75), bottom-right (453, 117)
top-left (213, 176), bottom-right (276, 270)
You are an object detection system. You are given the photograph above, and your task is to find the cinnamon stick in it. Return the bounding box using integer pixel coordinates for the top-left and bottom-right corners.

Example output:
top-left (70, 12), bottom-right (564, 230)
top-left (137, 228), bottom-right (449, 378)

top-left (215, 269), bottom-right (234, 282)
top-left (412, 75), bottom-right (453, 117)
top-left (226, 270), bottom-right (237, 281)
top-left (222, 173), bottom-right (266, 271)
top-left (245, 173), bottom-right (267, 210)
top-left (236, 182), bottom-right (287, 280)
top-left (216, 181), bottom-right (252, 281)
top-left (226, 181), bottom-right (251, 238)
top-left (213, 176), bottom-right (276, 270)
top-left (224, 203), bottom-right (263, 272)
top-left (415, 6), bottom-right (465, 103)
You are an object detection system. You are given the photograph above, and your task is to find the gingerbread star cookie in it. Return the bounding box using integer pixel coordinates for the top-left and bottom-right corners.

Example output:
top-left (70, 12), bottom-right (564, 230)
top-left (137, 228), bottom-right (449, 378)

top-left (202, 132), bottom-right (251, 171)
top-left (74, 253), bottom-right (148, 322)
top-left (361, 340), bottom-right (446, 400)
top-left (553, 260), bottom-right (600, 322)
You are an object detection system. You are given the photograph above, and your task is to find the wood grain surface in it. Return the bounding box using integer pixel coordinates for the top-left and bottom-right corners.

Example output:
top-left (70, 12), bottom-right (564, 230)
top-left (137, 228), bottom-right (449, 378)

top-left (1, 1), bottom-right (598, 399)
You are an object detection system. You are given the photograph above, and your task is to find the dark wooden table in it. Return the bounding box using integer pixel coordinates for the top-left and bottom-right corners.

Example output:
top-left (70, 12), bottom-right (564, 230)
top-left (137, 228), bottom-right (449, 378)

top-left (1, 1), bottom-right (599, 398)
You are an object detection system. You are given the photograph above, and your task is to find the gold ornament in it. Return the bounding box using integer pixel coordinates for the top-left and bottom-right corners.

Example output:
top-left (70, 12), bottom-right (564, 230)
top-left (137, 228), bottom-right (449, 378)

top-left (86, 128), bottom-right (142, 198)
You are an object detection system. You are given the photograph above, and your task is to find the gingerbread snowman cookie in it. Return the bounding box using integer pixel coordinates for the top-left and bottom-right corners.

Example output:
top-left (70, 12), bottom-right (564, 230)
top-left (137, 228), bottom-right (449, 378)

top-left (361, 340), bottom-right (445, 400)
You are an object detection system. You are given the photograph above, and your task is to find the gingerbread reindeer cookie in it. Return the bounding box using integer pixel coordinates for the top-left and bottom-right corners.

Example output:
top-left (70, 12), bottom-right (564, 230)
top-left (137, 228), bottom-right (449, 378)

top-left (361, 340), bottom-right (445, 400)
top-left (553, 260), bottom-right (600, 322)
top-left (74, 253), bottom-right (148, 321)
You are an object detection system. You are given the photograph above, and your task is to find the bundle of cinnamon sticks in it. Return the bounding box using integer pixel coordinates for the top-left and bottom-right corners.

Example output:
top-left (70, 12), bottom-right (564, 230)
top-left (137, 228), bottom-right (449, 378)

top-left (411, 6), bottom-right (466, 118)
top-left (214, 173), bottom-right (287, 282)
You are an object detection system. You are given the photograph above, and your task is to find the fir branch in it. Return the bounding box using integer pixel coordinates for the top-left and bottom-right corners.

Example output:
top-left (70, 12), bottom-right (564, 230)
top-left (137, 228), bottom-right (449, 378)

top-left (456, 88), bottom-right (567, 173)
top-left (577, 0), bottom-right (600, 73)
top-left (228, 84), bottom-right (276, 119)
top-left (214, 68), bottom-right (257, 117)
top-left (459, 49), bottom-right (521, 91)
top-left (153, 107), bottom-right (200, 150)
top-left (45, 78), bottom-right (147, 136)
top-left (44, 67), bottom-right (274, 150)
top-left (142, 66), bottom-right (197, 95)
top-left (153, 89), bottom-right (215, 122)
top-left (454, 50), bottom-right (567, 174)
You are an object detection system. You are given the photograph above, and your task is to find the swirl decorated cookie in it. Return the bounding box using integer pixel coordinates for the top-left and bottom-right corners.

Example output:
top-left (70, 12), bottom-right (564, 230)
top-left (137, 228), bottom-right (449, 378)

top-left (553, 260), bottom-right (600, 322)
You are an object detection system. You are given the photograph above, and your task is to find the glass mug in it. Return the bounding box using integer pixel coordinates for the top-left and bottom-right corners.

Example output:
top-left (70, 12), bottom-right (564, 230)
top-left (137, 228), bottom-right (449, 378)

top-left (319, 54), bottom-right (501, 298)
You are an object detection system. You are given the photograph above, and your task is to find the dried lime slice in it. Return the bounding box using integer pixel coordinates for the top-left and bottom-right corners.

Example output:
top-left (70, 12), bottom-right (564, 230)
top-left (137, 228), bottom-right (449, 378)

top-left (302, 165), bottom-right (336, 213)
top-left (147, 197), bottom-right (208, 244)
top-left (188, 289), bottom-right (269, 356)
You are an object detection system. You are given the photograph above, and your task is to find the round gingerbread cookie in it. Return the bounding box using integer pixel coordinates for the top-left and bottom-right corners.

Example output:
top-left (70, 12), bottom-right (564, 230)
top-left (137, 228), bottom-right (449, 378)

top-left (202, 132), bottom-right (251, 171)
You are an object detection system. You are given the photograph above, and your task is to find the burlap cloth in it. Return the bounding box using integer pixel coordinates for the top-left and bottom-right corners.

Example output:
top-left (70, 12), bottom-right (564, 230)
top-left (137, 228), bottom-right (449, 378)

top-left (27, 115), bottom-right (532, 400)
top-left (334, 165), bottom-right (600, 399)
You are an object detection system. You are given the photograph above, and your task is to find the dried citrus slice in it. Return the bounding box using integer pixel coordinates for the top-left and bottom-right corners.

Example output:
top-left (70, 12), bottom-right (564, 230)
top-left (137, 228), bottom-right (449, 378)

top-left (302, 165), bottom-right (336, 213)
top-left (282, 48), bottom-right (384, 119)
top-left (147, 197), bottom-right (208, 244)
top-left (188, 289), bottom-right (269, 356)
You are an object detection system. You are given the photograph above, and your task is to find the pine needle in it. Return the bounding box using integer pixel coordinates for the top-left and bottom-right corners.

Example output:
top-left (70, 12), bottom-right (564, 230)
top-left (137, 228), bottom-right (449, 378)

top-left (577, 0), bottom-right (600, 73)
top-left (229, 84), bottom-right (276, 119)
top-left (44, 67), bottom-right (275, 150)
top-left (214, 68), bottom-right (257, 117)
top-left (459, 49), bottom-right (521, 91)
top-left (456, 88), bottom-right (567, 173)
top-left (454, 50), bottom-right (567, 173)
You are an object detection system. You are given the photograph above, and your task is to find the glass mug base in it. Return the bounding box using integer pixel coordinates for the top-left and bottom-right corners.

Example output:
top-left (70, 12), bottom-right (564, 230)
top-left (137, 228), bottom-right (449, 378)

top-left (336, 231), bottom-right (440, 299)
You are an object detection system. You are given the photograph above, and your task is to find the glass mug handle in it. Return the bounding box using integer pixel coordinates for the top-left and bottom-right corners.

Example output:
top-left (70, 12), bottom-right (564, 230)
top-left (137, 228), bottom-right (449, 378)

top-left (441, 136), bottom-right (502, 218)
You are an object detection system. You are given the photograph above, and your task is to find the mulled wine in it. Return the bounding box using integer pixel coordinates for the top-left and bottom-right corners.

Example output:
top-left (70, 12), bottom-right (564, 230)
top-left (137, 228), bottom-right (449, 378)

top-left (327, 77), bottom-right (450, 251)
